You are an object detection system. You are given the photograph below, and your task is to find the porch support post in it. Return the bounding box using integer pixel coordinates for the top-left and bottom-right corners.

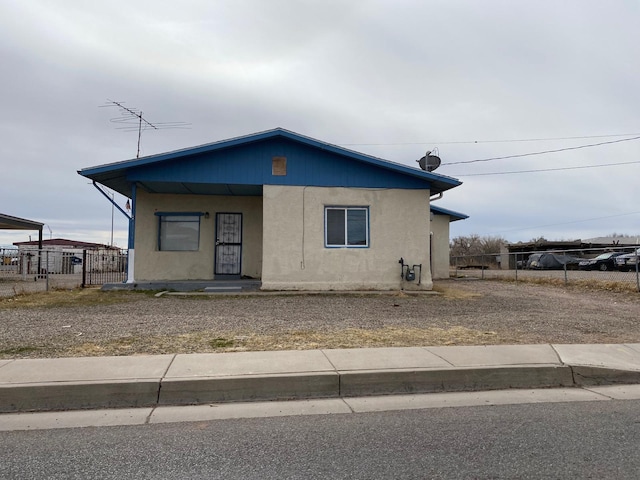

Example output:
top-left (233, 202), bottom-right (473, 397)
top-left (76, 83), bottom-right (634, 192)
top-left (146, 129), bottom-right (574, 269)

top-left (126, 182), bottom-right (137, 283)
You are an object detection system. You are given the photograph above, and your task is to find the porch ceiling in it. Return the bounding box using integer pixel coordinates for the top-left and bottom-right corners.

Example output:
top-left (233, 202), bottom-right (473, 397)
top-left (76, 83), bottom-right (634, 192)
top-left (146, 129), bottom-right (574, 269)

top-left (138, 182), bottom-right (263, 196)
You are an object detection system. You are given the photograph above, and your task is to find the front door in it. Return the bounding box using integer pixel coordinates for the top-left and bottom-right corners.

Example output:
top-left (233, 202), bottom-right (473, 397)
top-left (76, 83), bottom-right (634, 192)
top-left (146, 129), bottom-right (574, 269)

top-left (215, 213), bottom-right (242, 276)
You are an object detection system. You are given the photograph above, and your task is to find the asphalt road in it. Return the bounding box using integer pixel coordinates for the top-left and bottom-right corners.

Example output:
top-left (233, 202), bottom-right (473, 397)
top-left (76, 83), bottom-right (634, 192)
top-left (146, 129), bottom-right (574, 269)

top-left (2, 399), bottom-right (640, 479)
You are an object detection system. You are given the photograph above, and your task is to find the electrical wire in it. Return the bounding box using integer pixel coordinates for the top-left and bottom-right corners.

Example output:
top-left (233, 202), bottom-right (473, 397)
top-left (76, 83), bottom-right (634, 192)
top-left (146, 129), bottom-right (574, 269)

top-left (339, 132), bottom-right (640, 146)
top-left (443, 136), bottom-right (640, 165)
top-left (455, 160), bottom-right (640, 177)
top-left (491, 211), bottom-right (640, 235)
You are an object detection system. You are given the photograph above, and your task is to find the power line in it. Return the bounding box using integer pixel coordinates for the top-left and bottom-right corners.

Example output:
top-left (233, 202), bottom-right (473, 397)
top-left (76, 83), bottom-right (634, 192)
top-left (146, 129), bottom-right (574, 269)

top-left (456, 160), bottom-right (640, 177)
top-left (339, 132), bottom-right (640, 147)
top-left (443, 136), bottom-right (640, 166)
top-left (492, 211), bottom-right (640, 235)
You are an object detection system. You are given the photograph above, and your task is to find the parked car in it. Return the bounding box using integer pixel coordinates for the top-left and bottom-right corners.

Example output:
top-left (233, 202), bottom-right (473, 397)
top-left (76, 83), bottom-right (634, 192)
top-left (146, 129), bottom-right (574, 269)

top-left (526, 252), bottom-right (582, 270)
top-left (615, 248), bottom-right (640, 272)
top-left (578, 252), bottom-right (624, 271)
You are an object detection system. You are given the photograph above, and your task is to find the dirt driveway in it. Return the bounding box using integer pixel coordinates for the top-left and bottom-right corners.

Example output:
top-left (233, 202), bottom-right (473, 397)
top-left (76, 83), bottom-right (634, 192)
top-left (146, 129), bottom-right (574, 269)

top-left (1, 279), bottom-right (640, 359)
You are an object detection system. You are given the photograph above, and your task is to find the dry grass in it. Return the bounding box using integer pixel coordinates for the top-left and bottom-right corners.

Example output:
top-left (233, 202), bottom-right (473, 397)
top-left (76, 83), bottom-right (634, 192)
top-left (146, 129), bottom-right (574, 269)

top-left (490, 275), bottom-right (640, 294)
top-left (12, 325), bottom-right (508, 358)
top-left (1, 278), bottom-right (638, 359)
top-left (0, 288), bottom-right (146, 309)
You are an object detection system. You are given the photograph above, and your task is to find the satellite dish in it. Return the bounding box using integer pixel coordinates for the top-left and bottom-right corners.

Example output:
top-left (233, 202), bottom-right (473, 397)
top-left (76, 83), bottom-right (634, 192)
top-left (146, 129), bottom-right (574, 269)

top-left (417, 148), bottom-right (441, 172)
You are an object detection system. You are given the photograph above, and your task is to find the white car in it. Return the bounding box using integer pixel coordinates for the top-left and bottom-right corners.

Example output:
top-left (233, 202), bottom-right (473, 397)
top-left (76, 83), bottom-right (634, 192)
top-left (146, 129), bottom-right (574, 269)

top-left (615, 248), bottom-right (640, 272)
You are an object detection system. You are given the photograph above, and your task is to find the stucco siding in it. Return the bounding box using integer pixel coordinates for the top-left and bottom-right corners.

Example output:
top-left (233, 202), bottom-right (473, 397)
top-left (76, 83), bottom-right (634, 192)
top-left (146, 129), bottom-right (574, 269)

top-left (430, 214), bottom-right (451, 279)
top-left (133, 191), bottom-right (262, 281)
top-left (261, 185), bottom-right (433, 290)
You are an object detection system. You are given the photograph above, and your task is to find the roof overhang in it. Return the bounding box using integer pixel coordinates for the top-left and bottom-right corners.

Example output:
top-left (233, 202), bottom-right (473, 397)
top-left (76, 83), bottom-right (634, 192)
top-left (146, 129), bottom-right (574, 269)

top-left (430, 205), bottom-right (469, 222)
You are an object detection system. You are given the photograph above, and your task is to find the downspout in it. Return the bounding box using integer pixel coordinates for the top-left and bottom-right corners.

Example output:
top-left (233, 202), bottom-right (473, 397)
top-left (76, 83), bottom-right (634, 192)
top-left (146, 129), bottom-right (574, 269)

top-left (427, 191), bottom-right (443, 285)
top-left (91, 181), bottom-right (134, 282)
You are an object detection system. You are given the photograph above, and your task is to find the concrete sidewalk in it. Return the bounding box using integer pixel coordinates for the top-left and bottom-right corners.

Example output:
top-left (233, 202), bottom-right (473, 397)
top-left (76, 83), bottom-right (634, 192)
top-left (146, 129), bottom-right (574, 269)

top-left (2, 344), bottom-right (640, 414)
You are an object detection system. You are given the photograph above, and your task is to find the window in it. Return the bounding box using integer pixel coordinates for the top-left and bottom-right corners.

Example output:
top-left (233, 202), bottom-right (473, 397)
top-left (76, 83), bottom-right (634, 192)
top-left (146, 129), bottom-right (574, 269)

top-left (325, 207), bottom-right (369, 247)
top-left (156, 213), bottom-right (202, 251)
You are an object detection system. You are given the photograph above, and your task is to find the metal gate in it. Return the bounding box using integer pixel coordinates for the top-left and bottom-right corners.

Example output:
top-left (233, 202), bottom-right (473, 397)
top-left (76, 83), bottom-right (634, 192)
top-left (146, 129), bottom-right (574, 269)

top-left (82, 249), bottom-right (127, 286)
top-left (215, 213), bottom-right (242, 276)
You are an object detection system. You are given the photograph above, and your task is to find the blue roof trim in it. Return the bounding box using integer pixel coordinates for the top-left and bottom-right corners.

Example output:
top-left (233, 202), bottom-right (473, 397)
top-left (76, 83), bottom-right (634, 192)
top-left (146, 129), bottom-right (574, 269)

top-left (430, 205), bottom-right (469, 222)
top-left (78, 128), bottom-right (462, 195)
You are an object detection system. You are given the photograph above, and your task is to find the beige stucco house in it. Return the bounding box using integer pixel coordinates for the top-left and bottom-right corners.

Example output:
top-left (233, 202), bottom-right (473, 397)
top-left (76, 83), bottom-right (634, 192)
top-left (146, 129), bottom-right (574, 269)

top-left (79, 128), bottom-right (466, 291)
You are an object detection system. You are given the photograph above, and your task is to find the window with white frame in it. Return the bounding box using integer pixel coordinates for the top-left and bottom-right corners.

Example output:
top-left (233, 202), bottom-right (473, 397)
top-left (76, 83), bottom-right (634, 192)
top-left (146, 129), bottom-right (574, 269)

top-left (156, 213), bottom-right (202, 251)
top-left (325, 207), bottom-right (369, 247)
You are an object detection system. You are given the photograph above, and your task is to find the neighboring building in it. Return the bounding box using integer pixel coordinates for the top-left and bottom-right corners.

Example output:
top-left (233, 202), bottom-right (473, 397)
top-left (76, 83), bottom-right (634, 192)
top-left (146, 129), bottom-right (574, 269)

top-left (13, 238), bottom-right (121, 274)
top-left (78, 128), bottom-right (466, 290)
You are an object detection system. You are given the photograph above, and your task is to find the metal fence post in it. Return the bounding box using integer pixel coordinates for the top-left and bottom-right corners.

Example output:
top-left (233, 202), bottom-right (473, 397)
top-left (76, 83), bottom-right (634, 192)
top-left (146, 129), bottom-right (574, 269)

top-left (45, 250), bottom-right (49, 291)
top-left (636, 251), bottom-right (639, 293)
top-left (563, 260), bottom-right (568, 286)
top-left (481, 255), bottom-right (485, 280)
top-left (81, 249), bottom-right (87, 288)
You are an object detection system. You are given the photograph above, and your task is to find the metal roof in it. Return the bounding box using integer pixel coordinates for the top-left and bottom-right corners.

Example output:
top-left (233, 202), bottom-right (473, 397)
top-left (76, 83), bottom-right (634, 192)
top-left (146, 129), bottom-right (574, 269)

top-left (0, 213), bottom-right (44, 231)
top-left (13, 238), bottom-right (116, 249)
top-left (430, 205), bottom-right (469, 222)
top-left (78, 128), bottom-right (462, 197)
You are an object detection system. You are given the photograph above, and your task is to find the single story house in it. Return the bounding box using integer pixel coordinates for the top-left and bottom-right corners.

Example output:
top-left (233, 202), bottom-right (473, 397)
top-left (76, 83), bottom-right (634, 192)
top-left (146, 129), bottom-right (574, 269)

top-left (78, 128), bottom-right (466, 290)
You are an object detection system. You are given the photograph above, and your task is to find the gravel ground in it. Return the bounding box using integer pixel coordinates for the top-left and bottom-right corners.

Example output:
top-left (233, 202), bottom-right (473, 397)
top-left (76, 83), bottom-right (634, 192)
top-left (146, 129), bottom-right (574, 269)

top-left (1, 279), bottom-right (640, 359)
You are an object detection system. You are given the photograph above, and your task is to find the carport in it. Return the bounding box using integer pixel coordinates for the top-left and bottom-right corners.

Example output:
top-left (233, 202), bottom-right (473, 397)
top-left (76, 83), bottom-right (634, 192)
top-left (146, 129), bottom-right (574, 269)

top-left (0, 213), bottom-right (44, 249)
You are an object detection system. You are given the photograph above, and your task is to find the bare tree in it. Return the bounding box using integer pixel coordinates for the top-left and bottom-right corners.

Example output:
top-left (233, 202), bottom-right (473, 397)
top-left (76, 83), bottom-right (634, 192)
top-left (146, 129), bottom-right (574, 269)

top-left (450, 235), bottom-right (506, 258)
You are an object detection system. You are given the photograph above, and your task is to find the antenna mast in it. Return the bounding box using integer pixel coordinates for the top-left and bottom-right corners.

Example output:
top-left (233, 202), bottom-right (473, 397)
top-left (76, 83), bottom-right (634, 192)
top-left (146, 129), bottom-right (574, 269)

top-left (100, 99), bottom-right (190, 158)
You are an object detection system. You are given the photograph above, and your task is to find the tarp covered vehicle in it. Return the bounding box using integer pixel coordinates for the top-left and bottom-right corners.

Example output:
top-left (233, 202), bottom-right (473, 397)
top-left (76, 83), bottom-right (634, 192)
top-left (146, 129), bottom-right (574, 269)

top-left (527, 253), bottom-right (581, 270)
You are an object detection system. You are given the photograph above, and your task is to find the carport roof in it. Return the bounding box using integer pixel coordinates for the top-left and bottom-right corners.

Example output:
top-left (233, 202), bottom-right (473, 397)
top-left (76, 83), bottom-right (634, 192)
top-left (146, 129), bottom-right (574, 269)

top-left (0, 213), bottom-right (44, 231)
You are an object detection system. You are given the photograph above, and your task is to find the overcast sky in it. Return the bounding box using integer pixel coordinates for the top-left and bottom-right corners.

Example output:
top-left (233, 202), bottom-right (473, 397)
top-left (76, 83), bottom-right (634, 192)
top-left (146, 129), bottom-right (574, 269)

top-left (1, 0), bottom-right (639, 248)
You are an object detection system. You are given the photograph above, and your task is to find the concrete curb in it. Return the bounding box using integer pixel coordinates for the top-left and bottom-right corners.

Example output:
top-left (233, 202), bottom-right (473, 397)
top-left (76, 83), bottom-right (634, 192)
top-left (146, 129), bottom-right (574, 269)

top-left (1, 344), bottom-right (640, 413)
top-left (3, 380), bottom-right (160, 412)
top-left (158, 373), bottom-right (340, 406)
top-left (339, 366), bottom-right (575, 397)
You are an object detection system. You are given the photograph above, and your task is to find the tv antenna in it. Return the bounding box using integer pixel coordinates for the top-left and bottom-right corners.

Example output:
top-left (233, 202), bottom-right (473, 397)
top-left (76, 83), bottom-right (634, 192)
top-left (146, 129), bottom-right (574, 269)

top-left (417, 147), bottom-right (441, 172)
top-left (100, 99), bottom-right (191, 158)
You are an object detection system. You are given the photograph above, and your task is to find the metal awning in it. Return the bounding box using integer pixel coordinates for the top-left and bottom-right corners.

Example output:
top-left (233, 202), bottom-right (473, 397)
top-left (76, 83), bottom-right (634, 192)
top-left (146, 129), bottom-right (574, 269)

top-left (0, 213), bottom-right (43, 248)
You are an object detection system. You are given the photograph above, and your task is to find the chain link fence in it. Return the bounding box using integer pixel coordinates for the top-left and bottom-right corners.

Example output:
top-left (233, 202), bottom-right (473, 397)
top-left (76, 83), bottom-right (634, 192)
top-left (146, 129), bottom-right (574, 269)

top-left (0, 248), bottom-right (127, 298)
top-left (451, 246), bottom-right (640, 292)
